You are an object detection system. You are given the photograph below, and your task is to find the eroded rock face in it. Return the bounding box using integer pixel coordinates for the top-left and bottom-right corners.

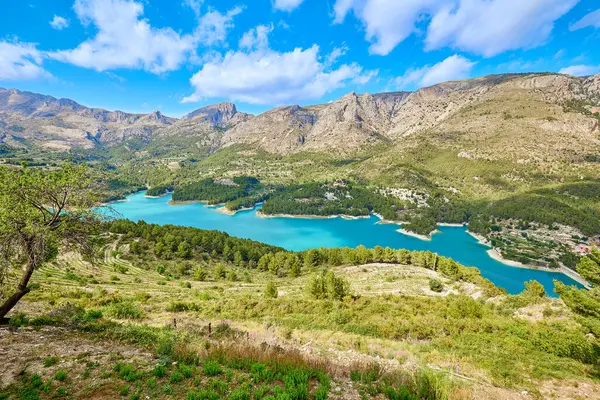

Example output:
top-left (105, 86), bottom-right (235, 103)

top-left (1, 72), bottom-right (599, 154)
top-left (182, 102), bottom-right (251, 126)
top-left (0, 88), bottom-right (176, 148)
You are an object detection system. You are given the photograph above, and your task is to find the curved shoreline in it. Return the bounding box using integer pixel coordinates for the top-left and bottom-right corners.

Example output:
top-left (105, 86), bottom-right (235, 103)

top-left (255, 210), bottom-right (371, 220)
top-left (116, 193), bottom-right (591, 286)
top-left (486, 248), bottom-right (590, 288)
top-left (397, 228), bottom-right (440, 241)
top-left (466, 230), bottom-right (491, 247)
top-left (215, 205), bottom-right (257, 215)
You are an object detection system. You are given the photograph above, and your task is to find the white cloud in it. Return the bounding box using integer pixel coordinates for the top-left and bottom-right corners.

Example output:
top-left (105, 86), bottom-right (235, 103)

top-left (183, 33), bottom-right (375, 105)
top-left (183, 0), bottom-right (203, 17)
top-left (333, 0), bottom-right (442, 56)
top-left (195, 6), bottom-right (243, 46)
top-left (273, 0), bottom-right (305, 12)
top-left (570, 8), bottom-right (600, 30)
top-left (326, 44), bottom-right (349, 66)
top-left (559, 65), bottom-right (600, 77)
top-left (393, 55), bottom-right (475, 89)
top-left (239, 25), bottom-right (273, 50)
top-left (50, 15), bottom-right (70, 30)
top-left (332, 0), bottom-right (356, 23)
top-left (0, 41), bottom-right (50, 81)
top-left (48, 0), bottom-right (239, 74)
top-left (426, 0), bottom-right (578, 57)
top-left (333, 0), bottom-right (577, 57)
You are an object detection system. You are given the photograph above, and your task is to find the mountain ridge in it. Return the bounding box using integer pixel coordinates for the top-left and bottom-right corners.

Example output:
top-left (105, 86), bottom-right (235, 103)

top-left (1, 72), bottom-right (599, 154)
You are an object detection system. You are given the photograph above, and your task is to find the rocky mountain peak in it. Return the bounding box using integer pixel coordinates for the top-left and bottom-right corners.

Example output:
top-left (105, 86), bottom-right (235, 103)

top-left (146, 110), bottom-right (168, 123)
top-left (182, 102), bottom-right (241, 125)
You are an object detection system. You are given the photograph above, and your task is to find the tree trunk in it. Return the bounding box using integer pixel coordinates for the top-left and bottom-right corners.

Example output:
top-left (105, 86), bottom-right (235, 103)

top-left (0, 258), bottom-right (35, 320)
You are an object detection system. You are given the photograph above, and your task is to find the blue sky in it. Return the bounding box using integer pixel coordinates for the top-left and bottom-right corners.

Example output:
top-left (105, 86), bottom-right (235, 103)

top-left (1, 0), bottom-right (600, 117)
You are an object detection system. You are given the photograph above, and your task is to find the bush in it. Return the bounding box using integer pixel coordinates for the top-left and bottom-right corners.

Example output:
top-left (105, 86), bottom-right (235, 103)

top-left (227, 270), bottom-right (238, 282)
top-left (43, 356), bottom-right (60, 367)
top-left (104, 302), bottom-right (143, 320)
top-left (308, 270), bottom-right (350, 301)
top-left (83, 309), bottom-right (103, 322)
top-left (429, 279), bottom-right (444, 293)
top-left (114, 363), bottom-right (144, 382)
top-left (54, 370), bottom-right (67, 382)
top-left (214, 264), bottom-right (226, 279)
top-left (203, 360), bottom-right (222, 377)
top-left (264, 282), bottom-right (278, 299)
top-left (522, 280), bottom-right (546, 301)
top-left (228, 389), bottom-right (250, 400)
top-left (194, 268), bottom-right (207, 281)
top-left (152, 364), bottom-right (167, 378)
top-left (169, 371), bottom-right (184, 384)
top-left (186, 390), bottom-right (220, 400)
top-left (8, 312), bottom-right (28, 328)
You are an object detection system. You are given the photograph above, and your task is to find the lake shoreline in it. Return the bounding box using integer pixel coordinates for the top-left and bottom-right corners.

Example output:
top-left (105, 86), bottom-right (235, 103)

top-left (144, 192), bottom-right (171, 199)
top-left (255, 210), bottom-right (371, 220)
top-left (216, 205), bottom-right (257, 215)
top-left (397, 229), bottom-right (440, 241)
top-left (105, 192), bottom-right (587, 293)
top-left (466, 230), bottom-right (491, 246)
top-left (486, 248), bottom-right (591, 288)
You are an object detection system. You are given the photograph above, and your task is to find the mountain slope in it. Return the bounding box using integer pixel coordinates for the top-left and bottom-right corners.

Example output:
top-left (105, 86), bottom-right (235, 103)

top-left (1, 72), bottom-right (599, 158)
top-left (0, 88), bottom-right (176, 150)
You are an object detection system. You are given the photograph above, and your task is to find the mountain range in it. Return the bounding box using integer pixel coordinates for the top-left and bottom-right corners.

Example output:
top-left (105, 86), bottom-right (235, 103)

top-left (1, 72), bottom-right (599, 159)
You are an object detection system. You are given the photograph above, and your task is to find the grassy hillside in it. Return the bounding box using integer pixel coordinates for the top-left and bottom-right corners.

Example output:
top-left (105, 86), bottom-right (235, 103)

top-left (2, 222), bottom-right (599, 399)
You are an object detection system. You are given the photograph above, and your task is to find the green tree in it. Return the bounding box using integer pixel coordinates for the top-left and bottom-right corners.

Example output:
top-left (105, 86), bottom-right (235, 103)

top-left (0, 165), bottom-right (101, 320)
top-left (355, 245), bottom-right (372, 264)
top-left (214, 263), bottom-right (226, 279)
top-left (227, 269), bottom-right (238, 282)
top-left (522, 280), bottom-right (546, 300)
top-left (307, 270), bottom-right (350, 301)
top-left (265, 281), bottom-right (278, 298)
top-left (577, 250), bottom-right (600, 286)
top-left (177, 241), bottom-right (192, 259)
top-left (193, 267), bottom-right (207, 281)
top-left (233, 250), bottom-right (244, 266)
top-left (303, 249), bottom-right (319, 269)
top-left (429, 278), bottom-right (444, 293)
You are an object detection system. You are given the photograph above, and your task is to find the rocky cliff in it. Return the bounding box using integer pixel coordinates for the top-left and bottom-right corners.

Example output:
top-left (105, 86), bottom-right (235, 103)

top-left (1, 72), bottom-right (599, 155)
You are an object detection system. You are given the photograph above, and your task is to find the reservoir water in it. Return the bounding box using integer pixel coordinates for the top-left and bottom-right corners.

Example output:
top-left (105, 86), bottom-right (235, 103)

top-left (106, 192), bottom-right (583, 296)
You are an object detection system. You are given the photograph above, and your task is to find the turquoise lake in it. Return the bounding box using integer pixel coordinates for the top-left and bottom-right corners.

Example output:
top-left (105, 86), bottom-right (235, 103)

top-left (106, 191), bottom-right (583, 296)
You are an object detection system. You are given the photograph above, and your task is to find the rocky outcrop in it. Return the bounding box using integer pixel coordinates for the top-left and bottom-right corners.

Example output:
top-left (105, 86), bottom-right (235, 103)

top-left (1, 72), bottom-right (599, 154)
top-left (0, 88), bottom-right (175, 148)
top-left (182, 102), bottom-right (251, 126)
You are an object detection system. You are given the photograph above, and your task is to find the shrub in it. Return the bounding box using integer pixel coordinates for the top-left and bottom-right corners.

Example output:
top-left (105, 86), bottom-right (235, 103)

top-left (203, 360), bottom-right (222, 377)
top-left (105, 302), bottom-right (143, 320)
top-left (152, 364), bottom-right (167, 378)
top-left (194, 268), bottom-right (207, 281)
top-left (228, 389), bottom-right (250, 400)
top-left (227, 270), bottom-right (238, 282)
top-left (114, 363), bottom-right (144, 382)
top-left (179, 364), bottom-right (193, 379)
top-left (43, 357), bottom-right (60, 368)
top-left (308, 270), bottom-right (350, 301)
top-left (429, 279), bottom-right (444, 293)
top-left (169, 371), bottom-right (184, 384)
top-left (186, 390), bottom-right (220, 400)
top-left (83, 309), bottom-right (103, 322)
top-left (264, 282), bottom-right (278, 299)
top-left (54, 370), bottom-right (67, 382)
top-left (8, 312), bottom-right (28, 328)
top-left (214, 264), bottom-right (226, 279)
